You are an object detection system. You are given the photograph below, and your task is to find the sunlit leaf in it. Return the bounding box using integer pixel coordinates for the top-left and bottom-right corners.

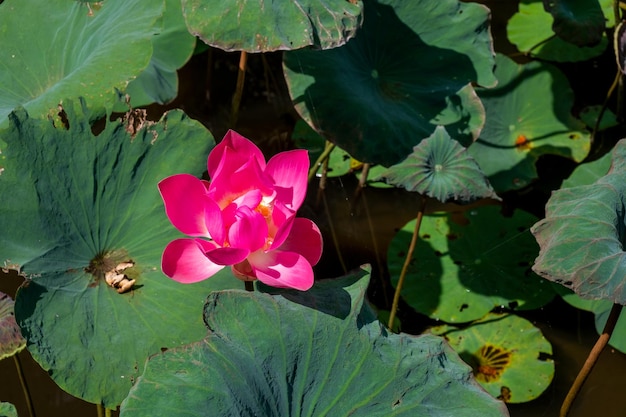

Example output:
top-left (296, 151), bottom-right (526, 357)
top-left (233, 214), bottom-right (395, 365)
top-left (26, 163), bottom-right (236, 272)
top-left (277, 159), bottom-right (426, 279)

top-left (468, 54), bottom-right (590, 192)
top-left (1, 99), bottom-right (240, 407)
top-left (0, 0), bottom-right (163, 125)
top-left (283, 0), bottom-right (495, 167)
top-left (379, 126), bottom-right (499, 203)
top-left (120, 269), bottom-right (509, 417)
top-left (432, 313), bottom-right (554, 403)
top-left (532, 139), bottom-right (626, 304)
top-left (0, 292), bottom-right (25, 360)
top-left (182, 0), bottom-right (363, 52)
top-left (507, 0), bottom-right (608, 62)
top-left (389, 206), bottom-right (554, 323)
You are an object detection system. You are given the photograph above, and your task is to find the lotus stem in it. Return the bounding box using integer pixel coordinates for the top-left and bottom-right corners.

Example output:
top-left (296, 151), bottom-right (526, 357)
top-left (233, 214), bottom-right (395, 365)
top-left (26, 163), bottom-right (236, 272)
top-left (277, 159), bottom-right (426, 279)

top-left (97, 404), bottom-right (103, 417)
top-left (308, 141), bottom-right (335, 183)
top-left (230, 50), bottom-right (248, 128)
top-left (245, 281), bottom-right (254, 292)
top-left (560, 302), bottom-right (623, 417)
top-left (388, 197), bottom-right (427, 330)
top-left (13, 353), bottom-right (36, 417)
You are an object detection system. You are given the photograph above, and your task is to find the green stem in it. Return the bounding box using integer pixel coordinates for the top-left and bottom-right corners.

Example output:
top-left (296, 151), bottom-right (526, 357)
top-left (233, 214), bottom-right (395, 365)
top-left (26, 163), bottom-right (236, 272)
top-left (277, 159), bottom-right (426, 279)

top-left (97, 404), bottom-right (104, 417)
top-left (230, 50), bottom-right (248, 128)
top-left (387, 197), bottom-right (427, 330)
top-left (13, 352), bottom-right (36, 417)
top-left (308, 141), bottom-right (335, 183)
top-left (560, 302), bottom-right (623, 417)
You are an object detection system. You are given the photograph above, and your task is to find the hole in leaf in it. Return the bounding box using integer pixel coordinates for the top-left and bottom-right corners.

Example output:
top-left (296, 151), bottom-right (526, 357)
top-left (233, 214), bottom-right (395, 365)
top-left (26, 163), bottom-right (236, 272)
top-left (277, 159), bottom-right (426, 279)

top-left (497, 386), bottom-right (512, 402)
top-left (538, 351), bottom-right (554, 361)
top-left (508, 301), bottom-right (519, 309)
top-left (434, 250), bottom-right (443, 257)
top-left (460, 303), bottom-right (469, 312)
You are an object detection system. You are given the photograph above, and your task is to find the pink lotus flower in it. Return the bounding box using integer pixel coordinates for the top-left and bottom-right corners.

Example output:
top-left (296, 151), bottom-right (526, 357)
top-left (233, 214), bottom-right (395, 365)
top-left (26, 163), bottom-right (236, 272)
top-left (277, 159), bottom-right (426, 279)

top-left (158, 130), bottom-right (323, 291)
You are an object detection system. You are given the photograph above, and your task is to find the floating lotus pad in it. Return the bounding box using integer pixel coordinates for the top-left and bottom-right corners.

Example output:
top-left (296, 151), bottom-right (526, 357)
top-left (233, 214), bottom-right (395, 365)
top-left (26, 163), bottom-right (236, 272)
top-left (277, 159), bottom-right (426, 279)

top-left (181, 0), bottom-right (362, 52)
top-left (379, 125), bottom-right (499, 203)
top-left (0, 0), bottom-right (163, 126)
top-left (120, 269), bottom-right (509, 417)
top-left (1, 99), bottom-right (240, 407)
top-left (388, 205), bottom-right (555, 323)
top-left (544, 0), bottom-right (605, 46)
top-left (532, 139), bottom-right (626, 304)
top-left (0, 292), bottom-right (25, 360)
top-left (468, 54), bottom-right (590, 192)
top-left (507, 0), bottom-right (608, 62)
top-left (283, 0), bottom-right (496, 167)
top-left (432, 313), bottom-right (554, 403)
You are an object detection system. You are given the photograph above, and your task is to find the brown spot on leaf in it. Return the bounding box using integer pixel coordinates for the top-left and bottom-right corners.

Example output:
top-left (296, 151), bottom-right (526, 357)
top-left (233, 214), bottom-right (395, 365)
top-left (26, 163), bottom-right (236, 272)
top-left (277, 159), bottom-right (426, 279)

top-left (474, 344), bottom-right (511, 383)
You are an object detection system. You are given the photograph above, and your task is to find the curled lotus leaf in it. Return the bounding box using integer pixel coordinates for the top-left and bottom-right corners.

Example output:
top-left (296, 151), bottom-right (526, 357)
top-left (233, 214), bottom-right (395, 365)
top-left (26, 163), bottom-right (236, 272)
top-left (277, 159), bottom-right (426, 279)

top-left (120, 269), bottom-right (509, 417)
top-left (0, 292), bottom-right (25, 360)
top-left (379, 125), bottom-right (499, 203)
top-left (532, 139), bottom-right (626, 303)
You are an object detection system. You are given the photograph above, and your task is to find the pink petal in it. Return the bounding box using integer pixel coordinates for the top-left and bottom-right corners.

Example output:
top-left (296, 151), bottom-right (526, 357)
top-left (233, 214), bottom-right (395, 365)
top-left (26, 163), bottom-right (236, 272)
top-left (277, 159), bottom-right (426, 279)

top-left (158, 174), bottom-right (211, 236)
top-left (266, 149), bottom-right (309, 210)
top-left (209, 152), bottom-right (274, 209)
top-left (162, 238), bottom-right (224, 283)
top-left (276, 218), bottom-right (323, 266)
top-left (204, 246), bottom-right (249, 265)
top-left (269, 202), bottom-right (295, 249)
top-left (208, 130), bottom-right (266, 179)
top-left (248, 250), bottom-right (314, 290)
top-left (229, 206), bottom-right (267, 251)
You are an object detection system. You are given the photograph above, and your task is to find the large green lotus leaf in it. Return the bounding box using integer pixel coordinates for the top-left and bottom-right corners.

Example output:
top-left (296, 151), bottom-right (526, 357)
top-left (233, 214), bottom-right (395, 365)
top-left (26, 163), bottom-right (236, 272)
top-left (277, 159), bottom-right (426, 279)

top-left (0, 402), bottom-right (17, 417)
top-left (507, 0), bottom-right (608, 62)
top-left (0, 292), bottom-right (25, 360)
top-left (379, 125), bottom-right (499, 203)
top-left (531, 139), bottom-right (626, 304)
top-left (181, 0), bottom-right (363, 52)
top-left (468, 54), bottom-right (590, 192)
top-left (389, 206), bottom-right (555, 323)
top-left (114, 0), bottom-right (196, 110)
top-left (0, 0), bottom-right (163, 126)
top-left (561, 150), bottom-right (611, 189)
top-left (283, 0), bottom-right (496, 167)
top-left (544, 0), bottom-right (605, 46)
top-left (120, 269), bottom-right (509, 417)
top-left (2, 99), bottom-right (240, 407)
top-left (432, 313), bottom-right (554, 403)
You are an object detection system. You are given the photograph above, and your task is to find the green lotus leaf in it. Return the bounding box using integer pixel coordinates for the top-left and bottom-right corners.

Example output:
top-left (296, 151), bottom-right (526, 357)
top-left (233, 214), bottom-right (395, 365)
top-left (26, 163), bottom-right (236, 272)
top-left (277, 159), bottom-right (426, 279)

top-left (0, 402), bottom-right (17, 417)
top-left (181, 0), bottom-right (363, 52)
top-left (379, 125), bottom-right (499, 203)
top-left (468, 54), bottom-right (590, 192)
top-left (561, 150), bottom-right (611, 189)
top-left (283, 0), bottom-right (496, 167)
top-left (544, 0), bottom-right (605, 46)
top-left (114, 0), bottom-right (197, 110)
top-left (507, 0), bottom-right (608, 62)
top-left (0, 0), bottom-right (163, 126)
top-left (432, 313), bottom-right (554, 403)
top-left (531, 138), bottom-right (626, 304)
top-left (0, 292), bottom-right (25, 360)
top-left (579, 105), bottom-right (619, 131)
top-left (389, 206), bottom-right (555, 323)
top-left (120, 269), bottom-right (509, 417)
top-left (2, 99), bottom-right (240, 407)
